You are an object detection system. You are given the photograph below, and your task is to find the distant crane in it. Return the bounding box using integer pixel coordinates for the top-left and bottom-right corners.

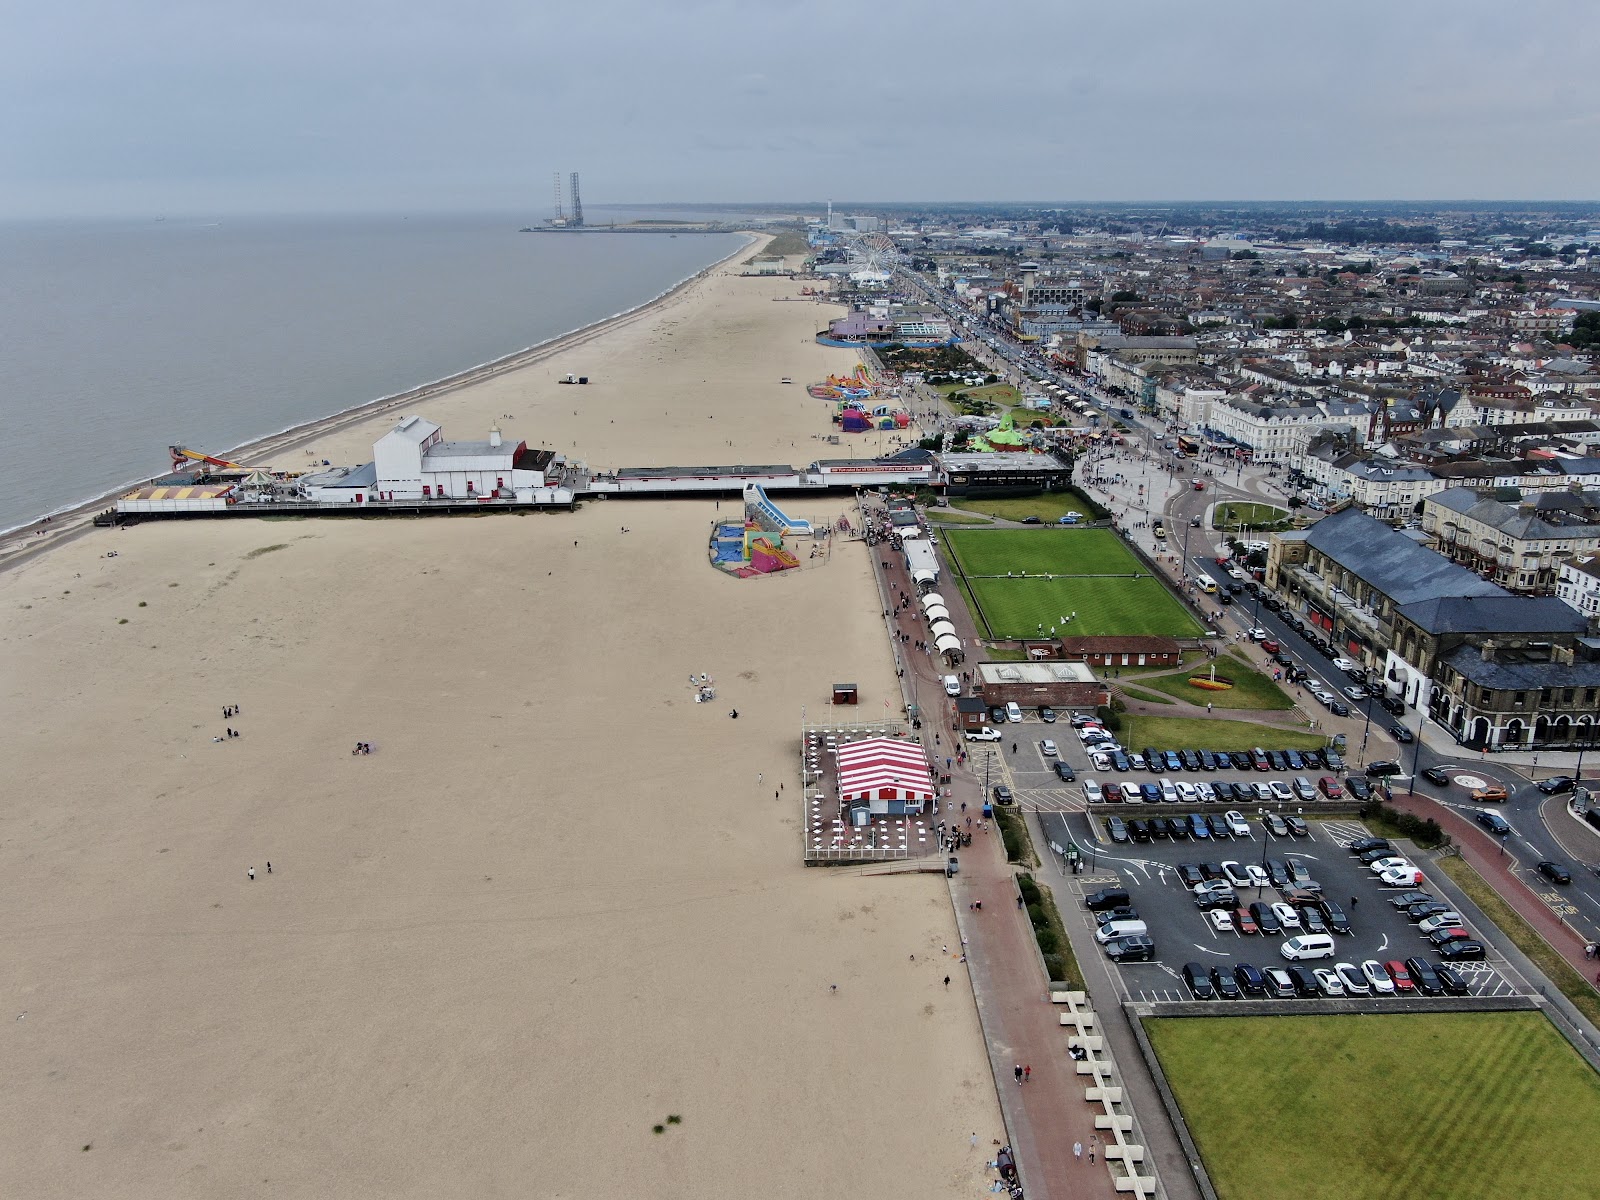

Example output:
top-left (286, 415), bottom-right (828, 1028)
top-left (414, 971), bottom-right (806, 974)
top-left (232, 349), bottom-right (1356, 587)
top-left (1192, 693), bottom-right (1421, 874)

top-left (568, 172), bottom-right (584, 228)
top-left (553, 171), bottom-right (565, 223)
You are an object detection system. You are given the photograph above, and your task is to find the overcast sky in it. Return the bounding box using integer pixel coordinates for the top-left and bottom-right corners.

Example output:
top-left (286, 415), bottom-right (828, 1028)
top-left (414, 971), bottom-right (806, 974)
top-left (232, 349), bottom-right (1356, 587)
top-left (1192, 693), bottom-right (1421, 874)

top-left (3, 0), bottom-right (1598, 218)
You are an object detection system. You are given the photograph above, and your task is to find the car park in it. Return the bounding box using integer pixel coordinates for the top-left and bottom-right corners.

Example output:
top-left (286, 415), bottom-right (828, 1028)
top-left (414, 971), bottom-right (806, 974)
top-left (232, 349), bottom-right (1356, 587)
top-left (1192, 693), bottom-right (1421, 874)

top-left (1476, 811), bottom-right (1512, 836)
top-left (1361, 960), bottom-right (1396, 994)
top-left (1053, 761), bottom-right (1076, 783)
top-left (1336, 962), bottom-right (1371, 995)
top-left (1438, 940), bottom-right (1487, 962)
top-left (1405, 957), bottom-right (1444, 996)
top-left (1536, 860), bottom-right (1572, 885)
top-left (1040, 739), bottom-right (1058, 756)
top-left (1313, 966), bottom-right (1345, 996)
top-left (1182, 962), bottom-right (1216, 999)
top-left (1210, 966), bottom-right (1241, 999)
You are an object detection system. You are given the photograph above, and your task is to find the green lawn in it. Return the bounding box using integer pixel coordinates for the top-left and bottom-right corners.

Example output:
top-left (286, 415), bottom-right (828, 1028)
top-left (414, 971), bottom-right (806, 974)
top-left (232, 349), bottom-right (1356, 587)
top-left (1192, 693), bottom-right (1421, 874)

top-left (1122, 715), bottom-right (1327, 752)
top-left (1213, 501), bottom-right (1288, 528)
top-left (1147, 1012), bottom-right (1600, 1200)
top-left (1138, 652), bottom-right (1294, 710)
top-left (944, 526), bottom-right (1143, 576)
top-left (958, 492), bottom-right (1096, 523)
top-left (1121, 685), bottom-right (1176, 705)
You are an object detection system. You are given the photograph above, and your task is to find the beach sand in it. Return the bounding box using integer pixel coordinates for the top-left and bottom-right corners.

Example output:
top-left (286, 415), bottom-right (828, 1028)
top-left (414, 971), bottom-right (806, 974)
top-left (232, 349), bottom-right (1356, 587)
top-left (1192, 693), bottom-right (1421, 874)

top-left (0, 256), bottom-right (1001, 1196)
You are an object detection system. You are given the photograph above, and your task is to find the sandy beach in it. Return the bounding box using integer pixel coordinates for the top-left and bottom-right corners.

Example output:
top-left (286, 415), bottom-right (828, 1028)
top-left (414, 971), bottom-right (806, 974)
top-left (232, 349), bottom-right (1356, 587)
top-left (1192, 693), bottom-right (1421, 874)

top-left (0, 249), bottom-right (1002, 1196)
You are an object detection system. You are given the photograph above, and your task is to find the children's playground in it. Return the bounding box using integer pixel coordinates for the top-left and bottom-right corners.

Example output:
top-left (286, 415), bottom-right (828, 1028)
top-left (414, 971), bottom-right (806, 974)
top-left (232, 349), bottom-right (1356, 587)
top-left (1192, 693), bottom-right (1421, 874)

top-left (808, 365), bottom-right (911, 433)
top-left (708, 485), bottom-right (818, 578)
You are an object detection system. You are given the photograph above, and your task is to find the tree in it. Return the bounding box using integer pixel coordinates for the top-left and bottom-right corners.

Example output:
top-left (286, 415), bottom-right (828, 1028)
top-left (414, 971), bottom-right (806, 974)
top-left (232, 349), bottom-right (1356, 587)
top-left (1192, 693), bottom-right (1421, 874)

top-left (1111, 290), bottom-right (1142, 303)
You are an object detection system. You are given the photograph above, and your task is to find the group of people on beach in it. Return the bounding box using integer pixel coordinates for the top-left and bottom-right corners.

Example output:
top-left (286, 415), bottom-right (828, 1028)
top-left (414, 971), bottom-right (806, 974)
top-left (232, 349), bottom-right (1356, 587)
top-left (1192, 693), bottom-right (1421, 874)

top-left (213, 703), bottom-right (243, 743)
top-left (352, 742), bottom-right (373, 755)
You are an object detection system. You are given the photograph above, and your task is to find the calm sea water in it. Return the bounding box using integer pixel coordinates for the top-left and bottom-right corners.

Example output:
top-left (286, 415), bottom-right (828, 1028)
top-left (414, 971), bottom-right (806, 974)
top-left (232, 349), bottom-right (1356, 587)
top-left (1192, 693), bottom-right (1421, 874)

top-left (0, 214), bottom-right (748, 532)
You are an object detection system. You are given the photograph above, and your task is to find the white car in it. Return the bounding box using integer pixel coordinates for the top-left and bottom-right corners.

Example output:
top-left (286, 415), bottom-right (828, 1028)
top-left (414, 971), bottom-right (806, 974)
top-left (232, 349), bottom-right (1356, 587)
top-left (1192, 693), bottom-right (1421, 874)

top-left (966, 726), bottom-right (1002, 742)
top-left (1208, 909), bottom-right (1235, 933)
top-left (1006, 703), bottom-right (1024, 723)
top-left (1195, 782), bottom-right (1216, 803)
top-left (1361, 960), bottom-right (1396, 995)
top-left (1118, 782), bottom-right (1144, 803)
top-left (1333, 657), bottom-right (1358, 674)
top-left (1222, 861), bottom-right (1253, 888)
top-left (1224, 810), bottom-right (1251, 837)
top-left (1313, 967), bottom-right (1346, 996)
top-left (1159, 778), bottom-right (1179, 803)
top-left (1128, 753), bottom-right (1147, 770)
top-left (1176, 781), bottom-right (1199, 803)
top-left (1369, 857), bottom-right (1412, 875)
top-left (1336, 962), bottom-right (1371, 995)
top-left (1091, 752), bottom-right (1113, 771)
top-left (1379, 865), bottom-right (1424, 887)
top-left (1269, 780), bottom-right (1295, 802)
top-left (1076, 725), bottom-right (1108, 743)
top-left (1246, 864), bottom-right (1272, 889)
top-left (1249, 627), bottom-right (1268, 641)
top-left (1271, 902), bottom-right (1302, 930)
top-left (1345, 686), bottom-right (1369, 701)
top-left (1419, 912), bottom-right (1464, 935)
top-left (943, 674), bottom-right (962, 696)
top-left (1083, 779), bottom-right (1103, 804)
top-left (1040, 739), bottom-right (1059, 757)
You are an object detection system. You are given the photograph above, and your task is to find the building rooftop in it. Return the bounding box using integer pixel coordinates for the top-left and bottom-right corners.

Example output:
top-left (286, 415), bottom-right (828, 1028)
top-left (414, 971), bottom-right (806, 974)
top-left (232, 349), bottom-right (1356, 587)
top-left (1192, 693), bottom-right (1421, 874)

top-left (1305, 508), bottom-right (1506, 605)
top-left (1441, 644), bottom-right (1600, 689)
top-left (1396, 595), bottom-right (1588, 636)
top-left (977, 661), bottom-right (1098, 684)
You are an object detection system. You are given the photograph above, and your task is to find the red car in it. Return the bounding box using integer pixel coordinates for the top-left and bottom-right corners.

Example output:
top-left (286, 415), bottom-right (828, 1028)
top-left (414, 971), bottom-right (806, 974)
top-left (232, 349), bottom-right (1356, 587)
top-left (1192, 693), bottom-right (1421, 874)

top-left (1262, 639), bottom-right (1281, 653)
top-left (1216, 556), bottom-right (1231, 567)
top-left (1234, 906), bottom-right (1260, 934)
top-left (1384, 961), bottom-right (1416, 993)
top-left (1318, 776), bottom-right (1344, 799)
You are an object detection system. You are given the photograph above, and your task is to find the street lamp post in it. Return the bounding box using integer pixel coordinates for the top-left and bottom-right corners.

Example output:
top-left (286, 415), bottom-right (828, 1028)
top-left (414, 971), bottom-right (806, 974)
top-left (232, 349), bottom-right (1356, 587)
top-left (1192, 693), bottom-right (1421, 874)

top-left (1258, 808), bottom-right (1270, 898)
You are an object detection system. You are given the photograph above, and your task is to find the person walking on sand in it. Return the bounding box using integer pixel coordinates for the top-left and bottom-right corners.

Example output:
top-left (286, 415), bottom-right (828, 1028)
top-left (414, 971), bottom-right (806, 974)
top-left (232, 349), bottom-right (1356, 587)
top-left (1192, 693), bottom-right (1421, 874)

top-left (266, 862), bottom-right (271, 874)
top-left (944, 975), bottom-right (950, 987)
top-left (247, 867), bottom-right (255, 881)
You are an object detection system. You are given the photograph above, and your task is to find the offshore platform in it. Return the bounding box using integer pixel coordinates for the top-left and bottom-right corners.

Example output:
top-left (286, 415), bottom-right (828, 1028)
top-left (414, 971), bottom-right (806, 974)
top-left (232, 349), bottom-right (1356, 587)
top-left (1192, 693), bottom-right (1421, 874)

top-left (545, 171), bottom-right (584, 229)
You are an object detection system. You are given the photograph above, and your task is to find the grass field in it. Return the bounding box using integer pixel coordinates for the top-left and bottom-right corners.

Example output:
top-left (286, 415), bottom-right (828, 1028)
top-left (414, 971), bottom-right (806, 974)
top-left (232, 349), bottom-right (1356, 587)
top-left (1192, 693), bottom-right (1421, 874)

top-left (1213, 501), bottom-right (1288, 528)
top-left (1147, 1012), bottom-right (1600, 1200)
top-left (943, 527), bottom-right (1204, 639)
top-left (1122, 715), bottom-right (1327, 752)
top-left (940, 524), bottom-right (1203, 640)
top-left (959, 492), bottom-right (1096, 523)
top-left (1121, 685), bottom-right (1176, 705)
top-left (1139, 652), bottom-right (1294, 710)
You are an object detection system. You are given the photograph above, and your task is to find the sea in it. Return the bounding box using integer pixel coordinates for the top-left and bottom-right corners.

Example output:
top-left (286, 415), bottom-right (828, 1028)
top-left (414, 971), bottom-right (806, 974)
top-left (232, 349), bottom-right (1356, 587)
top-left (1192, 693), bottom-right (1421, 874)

top-left (0, 212), bottom-right (752, 533)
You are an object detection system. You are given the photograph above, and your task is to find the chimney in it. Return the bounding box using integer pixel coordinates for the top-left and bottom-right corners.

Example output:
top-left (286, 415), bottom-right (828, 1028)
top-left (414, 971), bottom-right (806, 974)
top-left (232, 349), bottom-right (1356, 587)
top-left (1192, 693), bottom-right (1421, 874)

top-left (489, 428), bottom-right (502, 448)
top-left (1480, 639), bottom-right (1497, 662)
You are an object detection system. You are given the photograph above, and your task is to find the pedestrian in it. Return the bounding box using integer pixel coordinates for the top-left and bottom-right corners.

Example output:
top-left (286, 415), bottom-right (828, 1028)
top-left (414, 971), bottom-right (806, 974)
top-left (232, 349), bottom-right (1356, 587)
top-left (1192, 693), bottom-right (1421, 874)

top-left (266, 861), bottom-right (271, 874)
top-left (1074, 1142), bottom-right (1083, 1160)
top-left (944, 975), bottom-right (951, 987)
top-left (1017, 894), bottom-right (1024, 908)
top-left (1024, 1065), bottom-right (1031, 1083)
top-left (247, 867), bottom-right (255, 881)
top-left (830, 983), bottom-right (837, 994)
top-left (1014, 1064), bottom-right (1023, 1086)
top-left (971, 1132), bottom-right (978, 1148)
top-left (1350, 896), bottom-right (1358, 908)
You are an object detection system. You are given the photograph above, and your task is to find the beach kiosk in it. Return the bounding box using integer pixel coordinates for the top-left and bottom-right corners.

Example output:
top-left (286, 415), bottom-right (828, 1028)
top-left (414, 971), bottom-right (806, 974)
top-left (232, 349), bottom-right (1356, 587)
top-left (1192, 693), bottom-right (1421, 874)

top-left (831, 682), bottom-right (858, 706)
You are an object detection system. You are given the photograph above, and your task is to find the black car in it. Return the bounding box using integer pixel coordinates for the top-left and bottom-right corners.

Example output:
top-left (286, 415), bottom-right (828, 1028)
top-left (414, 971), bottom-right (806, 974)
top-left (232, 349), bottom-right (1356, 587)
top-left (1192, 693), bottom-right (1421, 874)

top-left (1230, 751), bottom-right (1255, 771)
top-left (1406, 902), bottom-right (1451, 923)
top-left (1210, 966), bottom-right (1241, 999)
top-left (1366, 760), bottom-right (1403, 777)
top-left (1085, 887), bottom-right (1131, 911)
top-left (1345, 777), bottom-right (1373, 801)
top-left (1267, 751), bottom-right (1288, 772)
top-left (1249, 901), bottom-right (1282, 935)
top-left (1428, 927), bottom-right (1470, 950)
top-left (1104, 935), bottom-right (1156, 962)
top-left (1405, 956), bottom-right (1445, 996)
top-left (1021, 515), bottom-right (1043, 524)
top-left (1319, 900), bottom-right (1352, 934)
top-left (1300, 750), bottom-right (1323, 770)
top-left (1390, 725), bottom-right (1415, 744)
top-left (1198, 751), bottom-right (1218, 771)
top-left (1388, 890), bottom-right (1434, 910)
top-left (1348, 836), bottom-right (1392, 855)
top-left (1421, 765), bottom-right (1452, 787)
top-left (1201, 861), bottom-right (1227, 880)
top-left (993, 785), bottom-right (1014, 806)
top-left (1177, 863), bottom-right (1205, 887)
top-left (1128, 819), bottom-right (1152, 843)
top-left (1537, 775), bottom-right (1576, 795)
top-left (1284, 750), bottom-right (1304, 770)
top-left (1142, 748), bottom-right (1163, 771)
top-left (1536, 860), bottom-right (1572, 885)
top-left (1287, 965), bottom-right (1322, 998)
top-left (1207, 814), bottom-right (1231, 840)
top-left (1180, 750), bottom-right (1202, 772)
top-left (1284, 815), bottom-right (1309, 838)
top-left (1165, 816), bottom-right (1192, 840)
top-left (1435, 964), bottom-right (1470, 995)
top-left (1147, 817), bottom-right (1170, 840)
top-left (1328, 701), bottom-right (1351, 718)
top-left (1266, 859), bottom-right (1292, 888)
top-left (989, 706), bottom-right (1009, 725)
top-left (1094, 906), bottom-right (1139, 925)
top-left (1380, 695), bottom-right (1406, 716)
top-left (1438, 940), bottom-right (1486, 962)
top-left (1053, 760), bottom-right (1076, 782)
top-left (1360, 847), bottom-right (1398, 865)
top-left (1476, 810), bottom-right (1512, 836)
top-left (1233, 963), bottom-right (1267, 997)
top-left (1323, 751), bottom-right (1345, 772)
top-left (1219, 591), bottom-right (1234, 605)
top-left (1038, 706), bottom-right (1058, 723)
top-left (1182, 962), bottom-right (1217, 999)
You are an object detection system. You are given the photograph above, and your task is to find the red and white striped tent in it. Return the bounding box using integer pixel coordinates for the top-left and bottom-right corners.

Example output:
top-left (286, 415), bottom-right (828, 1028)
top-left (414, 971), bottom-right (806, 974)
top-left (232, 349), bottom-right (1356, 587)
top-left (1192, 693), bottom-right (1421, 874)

top-left (836, 737), bottom-right (934, 814)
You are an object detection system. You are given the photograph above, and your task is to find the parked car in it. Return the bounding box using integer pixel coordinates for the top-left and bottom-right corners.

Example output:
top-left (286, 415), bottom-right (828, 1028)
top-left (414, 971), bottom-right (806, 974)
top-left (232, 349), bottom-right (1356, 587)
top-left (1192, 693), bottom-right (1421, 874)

top-left (967, 726), bottom-right (1003, 742)
top-left (1335, 962), bottom-right (1371, 995)
top-left (1269, 780), bottom-right (1295, 802)
top-left (1221, 861), bottom-right (1253, 889)
top-left (1388, 890), bottom-right (1434, 910)
top-left (1419, 912), bottom-right (1464, 935)
top-left (1105, 817), bottom-right (1129, 843)
top-left (1083, 779), bottom-right (1104, 804)
top-left (1384, 960), bottom-right (1416, 993)
top-left (1438, 940), bottom-right (1487, 962)
top-left (1318, 776), bottom-right (1344, 799)
top-left (1404, 956), bottom-right (1445, 996)
top-left (1271, 902), bottom-right (1302, 930)
top-left (1039, 739), bottom-right (1059, 757)
top-left (1284, 815), bottom-right (1309, 838)
top-left (1263, 812), bottom-right (1290, 838)
top-left (1435, 964), bottom-right (1471, 994)
top-left (1085, 888), bottom-right (1132, 911)
top-left (1345, 776), bottom-right (1373, 801)
top-left (1427, 927), bottom-right (1470, 949)
top-left (1176, 863), bottom-right (1205, 887)
top-left (992, 785), bottom-right (1013, 806)
top-left (1378, 865), bottom-right (1425, 887)
top-left (1249, 902), bottom-right (1281, 935)
top-left (1234, 906), bottom-right (1260, 934)
top-left (1037, 706), bottom-right (1057, 723)
top-left (1350, 836), bottom-right (1392, 856)
top-left (1319, 900), bottom-right (1352, 934)
top-left (1128, 819), bottom-right (1152, 843)
top-left (1104, 935), bottom-right (1156, 962)
top-left (1182, 962), bottom-right (1217, 999)
top-left (1210, 965), bottom-right (1241, 999)
top-left (1053, 761), bottom-right (1076, 782)
top-left (1361, 960), bottom-right (1396, 995)
top-left (1224, 810), bottom-right (1250, 837)
top-left (1312, 966), bottom-right (1346, 996)
top-left (1261, 967), bottom-right (1298, 999)
top-left (1233, 962), bottom-right (1267, 996)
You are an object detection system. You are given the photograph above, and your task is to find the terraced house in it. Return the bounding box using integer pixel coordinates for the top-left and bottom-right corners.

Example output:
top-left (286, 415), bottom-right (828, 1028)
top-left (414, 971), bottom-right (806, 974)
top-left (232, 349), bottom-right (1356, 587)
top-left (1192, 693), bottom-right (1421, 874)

top-left (1423, 486), bottom-right (1600, 594)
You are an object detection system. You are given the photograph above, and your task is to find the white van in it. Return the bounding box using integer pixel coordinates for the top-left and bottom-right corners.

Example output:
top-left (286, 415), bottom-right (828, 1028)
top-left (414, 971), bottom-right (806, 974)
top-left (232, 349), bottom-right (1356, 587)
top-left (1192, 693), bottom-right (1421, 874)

top-left (1095, 919), bottom-right (1149, 945)
top-left (1280, 933), bottom-right (1337, 961)
top-left (1005, 702), bottom-right (1023, 723)
top-left (943, 674), bottom-right (962, 697)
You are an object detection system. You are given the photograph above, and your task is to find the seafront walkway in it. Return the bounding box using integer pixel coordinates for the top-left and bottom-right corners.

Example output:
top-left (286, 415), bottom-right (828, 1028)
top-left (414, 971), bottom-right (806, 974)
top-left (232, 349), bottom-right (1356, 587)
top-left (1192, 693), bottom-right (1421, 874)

top-left (865, 503), bottom-right (1125, 1200)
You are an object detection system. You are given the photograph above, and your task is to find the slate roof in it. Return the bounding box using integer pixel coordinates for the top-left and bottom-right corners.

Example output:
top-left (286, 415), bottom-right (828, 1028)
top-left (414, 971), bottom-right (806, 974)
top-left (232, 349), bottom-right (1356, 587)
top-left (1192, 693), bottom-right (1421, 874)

top-left (1396, 595), bottom-right (1588, 636)
top-left (1304, 508), bottom-right (1506, 605)
top-left (1442, 644), bottom-right (1600, 689)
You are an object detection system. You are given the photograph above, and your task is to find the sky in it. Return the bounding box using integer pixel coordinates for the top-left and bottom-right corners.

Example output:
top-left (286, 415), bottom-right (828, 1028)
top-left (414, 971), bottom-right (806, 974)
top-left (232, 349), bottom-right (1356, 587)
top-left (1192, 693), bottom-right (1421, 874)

top-left (3, 0), bottom-right (1598, 218)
